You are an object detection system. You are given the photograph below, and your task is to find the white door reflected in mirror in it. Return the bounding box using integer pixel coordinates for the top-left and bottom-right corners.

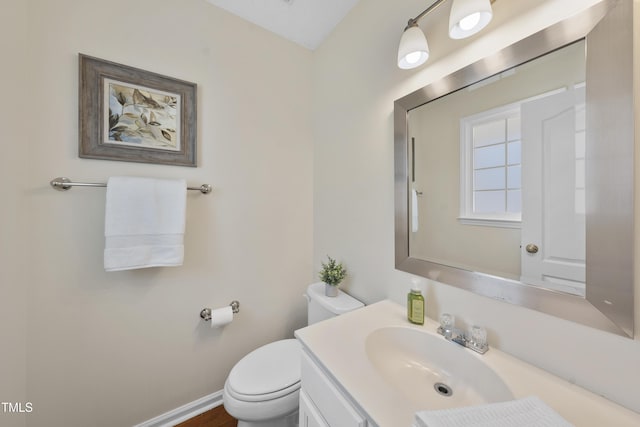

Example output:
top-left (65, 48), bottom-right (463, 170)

top-left (520, 87), bottom-right (586, 296)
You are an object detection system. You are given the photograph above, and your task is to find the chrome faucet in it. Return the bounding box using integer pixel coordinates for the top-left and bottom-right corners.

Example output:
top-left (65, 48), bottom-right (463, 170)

top-left (437, 314), bottom-right (489, 354)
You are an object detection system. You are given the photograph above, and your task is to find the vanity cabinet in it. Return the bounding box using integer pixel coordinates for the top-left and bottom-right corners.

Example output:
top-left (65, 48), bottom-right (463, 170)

top-left (299, 390), bottom-right (329, 427)
top-left (299, 349), bottom-right (368, 427)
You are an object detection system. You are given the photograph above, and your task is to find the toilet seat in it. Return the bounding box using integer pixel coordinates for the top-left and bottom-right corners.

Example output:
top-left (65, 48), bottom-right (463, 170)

top-left (226, 339), bottom-right (301, 402)
top-left (225, 380), bottom-right (300, 402)
top-left (223, 379), bottom-right (300, 423)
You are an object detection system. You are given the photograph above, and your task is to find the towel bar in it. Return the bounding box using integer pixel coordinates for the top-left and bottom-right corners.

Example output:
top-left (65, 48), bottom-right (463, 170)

top-left (50, 176), bottom-right (212, 194)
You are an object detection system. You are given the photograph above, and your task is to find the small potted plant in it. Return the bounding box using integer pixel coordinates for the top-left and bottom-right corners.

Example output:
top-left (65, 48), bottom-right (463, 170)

top-left (319, 255), bottom-right (347, 297)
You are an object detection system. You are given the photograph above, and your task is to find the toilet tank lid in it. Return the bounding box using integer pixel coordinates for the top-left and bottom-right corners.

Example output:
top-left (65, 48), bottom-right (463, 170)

top-left (307, 282), bottom-right (364, 315)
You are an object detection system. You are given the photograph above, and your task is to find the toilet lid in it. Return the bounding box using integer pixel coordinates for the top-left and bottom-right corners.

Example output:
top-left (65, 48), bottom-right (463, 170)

top-left (228, 339), bottom-right (301, 397)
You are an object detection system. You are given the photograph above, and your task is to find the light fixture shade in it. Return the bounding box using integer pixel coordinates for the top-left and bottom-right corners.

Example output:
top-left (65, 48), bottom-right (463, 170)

top-left (397, 24), bottom-right (430, 69)
top-left (449, 0), bottom-right (493, 39)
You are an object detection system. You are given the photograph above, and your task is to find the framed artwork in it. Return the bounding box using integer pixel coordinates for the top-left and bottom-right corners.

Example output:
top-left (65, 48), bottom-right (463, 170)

top-left (79, 54), bottom-right (197, 167)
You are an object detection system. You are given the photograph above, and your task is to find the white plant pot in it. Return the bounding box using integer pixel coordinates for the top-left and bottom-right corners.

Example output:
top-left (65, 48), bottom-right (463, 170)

top-left (324, 283), bottom-right (339, 297)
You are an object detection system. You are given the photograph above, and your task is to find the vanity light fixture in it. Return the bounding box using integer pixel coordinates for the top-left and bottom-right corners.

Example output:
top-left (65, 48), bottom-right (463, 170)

top-left (397, 0), bottom-right (495, 69)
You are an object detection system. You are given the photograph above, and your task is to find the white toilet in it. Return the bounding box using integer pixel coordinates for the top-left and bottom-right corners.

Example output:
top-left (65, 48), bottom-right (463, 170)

top-left (223, 282), bottom-right (364, 427)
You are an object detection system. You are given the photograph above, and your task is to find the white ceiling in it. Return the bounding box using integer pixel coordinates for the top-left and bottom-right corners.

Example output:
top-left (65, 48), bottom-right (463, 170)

top-left (205, 0), bottom-right (361, 50)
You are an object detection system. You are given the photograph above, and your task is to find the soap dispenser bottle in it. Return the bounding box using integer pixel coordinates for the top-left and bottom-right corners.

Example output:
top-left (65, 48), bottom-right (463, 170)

top-left (407, 284), bottom-right (425, 325)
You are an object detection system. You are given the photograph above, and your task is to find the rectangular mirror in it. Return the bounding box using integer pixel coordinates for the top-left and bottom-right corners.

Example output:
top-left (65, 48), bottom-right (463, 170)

top-left (394, 0), bottom-right (634, 337)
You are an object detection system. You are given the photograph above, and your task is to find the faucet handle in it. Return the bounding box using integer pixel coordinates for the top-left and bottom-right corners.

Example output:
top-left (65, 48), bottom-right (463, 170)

top-left (438, 313), bottom-right (456, 337)
top-left (468, 325), bottom-right (488, 353)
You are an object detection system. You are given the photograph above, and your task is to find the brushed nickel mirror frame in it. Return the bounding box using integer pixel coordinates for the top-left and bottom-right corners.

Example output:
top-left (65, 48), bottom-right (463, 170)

top-left (394, 0), bottom-right (634, 337)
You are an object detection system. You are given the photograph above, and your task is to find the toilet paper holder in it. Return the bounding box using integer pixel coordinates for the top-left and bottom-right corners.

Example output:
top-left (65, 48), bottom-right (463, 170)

top-left (200, 301), bottom-right (240, 322)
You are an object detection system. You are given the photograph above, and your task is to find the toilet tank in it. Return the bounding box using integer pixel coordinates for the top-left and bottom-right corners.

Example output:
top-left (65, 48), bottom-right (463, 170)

top-left (306, 282), bottom-right (364, 325)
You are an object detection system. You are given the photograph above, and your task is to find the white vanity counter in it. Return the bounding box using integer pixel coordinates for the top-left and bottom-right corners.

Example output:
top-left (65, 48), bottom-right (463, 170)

top-left (294, 300), bottom-right (640, 427)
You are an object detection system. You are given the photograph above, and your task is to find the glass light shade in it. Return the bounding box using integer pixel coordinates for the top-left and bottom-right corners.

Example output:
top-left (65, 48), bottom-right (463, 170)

top-left (449, 0), bottom-right (493, 39)
top-left (397, 24), bottom-right (429, 69)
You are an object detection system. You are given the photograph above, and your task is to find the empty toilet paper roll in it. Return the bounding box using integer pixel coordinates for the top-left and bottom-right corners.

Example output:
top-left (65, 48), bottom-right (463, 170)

top-left (210, 306), bottom-right (234, 328)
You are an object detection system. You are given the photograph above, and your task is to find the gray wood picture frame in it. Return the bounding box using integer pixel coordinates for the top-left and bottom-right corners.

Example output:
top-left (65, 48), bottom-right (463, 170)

top-left (79, 54), bottom-right (197, 167)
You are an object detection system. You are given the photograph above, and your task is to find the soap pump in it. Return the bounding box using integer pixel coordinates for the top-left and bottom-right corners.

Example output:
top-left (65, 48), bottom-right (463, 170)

top-left (407, 280), bottom-right (425, 325)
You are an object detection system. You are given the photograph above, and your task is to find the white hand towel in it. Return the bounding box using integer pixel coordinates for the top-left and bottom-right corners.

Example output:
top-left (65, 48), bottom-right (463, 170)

top-left (104, 176), bottom-right (187, 272)
top-left (412, 187), bottom-right (419, 232)
top-left (415, 396), bottom-right (573, 427)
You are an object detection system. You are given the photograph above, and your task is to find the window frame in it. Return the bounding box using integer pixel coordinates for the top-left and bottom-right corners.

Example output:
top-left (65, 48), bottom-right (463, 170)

top-left (459, 102), bottom-right (523, 229)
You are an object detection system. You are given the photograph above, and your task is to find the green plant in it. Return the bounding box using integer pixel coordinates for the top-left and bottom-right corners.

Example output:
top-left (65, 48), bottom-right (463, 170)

top-left (319, 256), bottom-right (347, 286)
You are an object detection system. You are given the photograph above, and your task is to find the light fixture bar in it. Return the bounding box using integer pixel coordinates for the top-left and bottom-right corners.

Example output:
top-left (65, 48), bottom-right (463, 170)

top-left (398, 0), bottom-right (497, 70)
top-left (409, 0), bottom-right (448, 26)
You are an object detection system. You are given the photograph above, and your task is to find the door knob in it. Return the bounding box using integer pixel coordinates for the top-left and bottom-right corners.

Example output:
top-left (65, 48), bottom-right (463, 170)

top-left (525, 244), bottom-right (539, 254)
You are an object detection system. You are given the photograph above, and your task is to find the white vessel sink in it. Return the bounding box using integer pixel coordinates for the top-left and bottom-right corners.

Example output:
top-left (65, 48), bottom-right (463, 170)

top-left (365, 326), bottom-right (514, 409)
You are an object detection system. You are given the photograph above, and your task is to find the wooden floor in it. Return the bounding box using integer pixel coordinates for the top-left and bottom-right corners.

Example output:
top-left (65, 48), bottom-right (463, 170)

top-left (175, 405), bottom-right (237, 427)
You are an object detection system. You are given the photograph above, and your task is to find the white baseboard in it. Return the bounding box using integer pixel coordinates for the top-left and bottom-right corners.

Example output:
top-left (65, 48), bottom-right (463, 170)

top-left (133, 390), bottom-right (224, 427)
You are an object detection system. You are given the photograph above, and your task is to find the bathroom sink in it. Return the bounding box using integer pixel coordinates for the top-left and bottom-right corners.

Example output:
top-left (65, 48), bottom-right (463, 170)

top-left (365, 326), bottom-right (513, 409)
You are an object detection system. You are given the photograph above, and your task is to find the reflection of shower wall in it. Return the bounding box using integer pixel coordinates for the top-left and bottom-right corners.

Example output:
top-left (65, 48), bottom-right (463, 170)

top-left (408, 41), bottom-right (585, 280)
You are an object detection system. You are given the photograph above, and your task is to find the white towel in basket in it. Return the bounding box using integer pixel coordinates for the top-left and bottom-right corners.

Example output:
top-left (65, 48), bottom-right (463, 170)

top-left (415, 396), bottom-right (573, 427)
